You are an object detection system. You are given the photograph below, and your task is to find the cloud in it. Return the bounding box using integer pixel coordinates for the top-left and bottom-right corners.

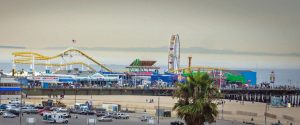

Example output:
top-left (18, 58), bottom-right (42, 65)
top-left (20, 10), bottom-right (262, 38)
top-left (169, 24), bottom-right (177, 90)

top-left (0, 45), bottom-right (26, 49)
top-left (43, 46), bottom-right (300, 57)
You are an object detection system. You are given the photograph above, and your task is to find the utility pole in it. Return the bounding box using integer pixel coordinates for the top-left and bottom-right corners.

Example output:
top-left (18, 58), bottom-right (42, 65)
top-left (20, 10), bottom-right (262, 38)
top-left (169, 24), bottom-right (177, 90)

top-left (264, 92), bottom-right (268, 125)
top-left (75, 89), bottom-right (77, 105)
top-left (134, 73), bottom-right (137, 88)
top-left (157, 83), bottom-right (160, 125)
top-left (19, 79), bottom-right (22, 125)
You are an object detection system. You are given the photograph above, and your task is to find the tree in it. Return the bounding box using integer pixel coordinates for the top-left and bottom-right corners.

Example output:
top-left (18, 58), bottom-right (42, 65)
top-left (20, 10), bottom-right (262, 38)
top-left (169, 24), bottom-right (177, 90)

top-left (173, 72), bottom-right (220, 125)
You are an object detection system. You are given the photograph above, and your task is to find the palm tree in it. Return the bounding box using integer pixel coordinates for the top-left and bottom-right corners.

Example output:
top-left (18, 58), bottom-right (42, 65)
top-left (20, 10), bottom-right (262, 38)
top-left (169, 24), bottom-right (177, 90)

top-left (173, 72), bottom-right (220, 125)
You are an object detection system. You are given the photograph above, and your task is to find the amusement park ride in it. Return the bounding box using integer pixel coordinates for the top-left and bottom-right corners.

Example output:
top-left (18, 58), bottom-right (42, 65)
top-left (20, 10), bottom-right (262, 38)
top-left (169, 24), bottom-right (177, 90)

top-left (12, 47), bottom-right (112, 76)
top-left (167, 34), bottom-right (224, 73)
top-left (7, 34), bottom-right (257, 89)
top-left (168, 34), bottom-right (180, 73)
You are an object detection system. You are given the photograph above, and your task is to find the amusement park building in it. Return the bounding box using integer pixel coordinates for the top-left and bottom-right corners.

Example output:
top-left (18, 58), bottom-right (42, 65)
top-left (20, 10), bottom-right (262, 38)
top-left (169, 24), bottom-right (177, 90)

top-left (0, 77), bottom-right (21, 100)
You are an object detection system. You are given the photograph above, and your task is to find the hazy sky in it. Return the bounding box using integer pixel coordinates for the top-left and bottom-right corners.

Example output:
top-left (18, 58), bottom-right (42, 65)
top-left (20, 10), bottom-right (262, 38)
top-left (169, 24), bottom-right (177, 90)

top-left (1, 0), bottom-right (300, 69)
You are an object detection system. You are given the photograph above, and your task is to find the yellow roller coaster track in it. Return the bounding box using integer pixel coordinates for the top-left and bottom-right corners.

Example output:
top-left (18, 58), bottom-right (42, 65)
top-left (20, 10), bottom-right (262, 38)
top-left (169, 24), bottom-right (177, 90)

top-left (12, 48), bottom-right (112, 72)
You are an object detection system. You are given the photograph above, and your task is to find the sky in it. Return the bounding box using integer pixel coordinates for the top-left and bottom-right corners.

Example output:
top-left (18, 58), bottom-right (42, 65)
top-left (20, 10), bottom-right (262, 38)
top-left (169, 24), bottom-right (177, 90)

top-left (0, 0), bottom-right (300, 70)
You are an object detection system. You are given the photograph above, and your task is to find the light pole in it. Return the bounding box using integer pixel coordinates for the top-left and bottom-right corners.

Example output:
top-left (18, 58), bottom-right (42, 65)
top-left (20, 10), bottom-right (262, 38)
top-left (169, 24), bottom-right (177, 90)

top-left (264, 91), bottom-right (268, 125)
top-left (157, 80), bottom-right (161, 125)
top-left (134, 72), bottom-right (137, 88)
top-left (19, 78), bottom-right (22, 125)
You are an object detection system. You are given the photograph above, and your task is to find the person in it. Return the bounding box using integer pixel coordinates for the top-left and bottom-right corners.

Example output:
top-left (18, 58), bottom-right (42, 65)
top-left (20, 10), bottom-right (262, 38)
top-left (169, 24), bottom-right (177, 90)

top-left (146, 99), bottom-right (148, 103)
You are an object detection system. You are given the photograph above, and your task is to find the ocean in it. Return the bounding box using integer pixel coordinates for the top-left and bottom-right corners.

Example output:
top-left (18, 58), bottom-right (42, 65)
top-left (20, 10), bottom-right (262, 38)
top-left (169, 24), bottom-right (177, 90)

top-left (0, 63), bottom-right (299, 87)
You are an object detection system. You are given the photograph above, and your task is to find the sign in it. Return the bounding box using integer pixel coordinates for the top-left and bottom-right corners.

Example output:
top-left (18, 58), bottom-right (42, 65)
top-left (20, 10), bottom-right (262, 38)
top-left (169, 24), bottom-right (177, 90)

top-left (26, 117), bottom-right (36, 124)
top-left (148, 119), bottom-right (155, 125)
top-left (87, 118), bottom-right (96, 125)
top-left (271, 97), bottom-right (285, 107)
top-left (27, 76), bottom-right (59, 83)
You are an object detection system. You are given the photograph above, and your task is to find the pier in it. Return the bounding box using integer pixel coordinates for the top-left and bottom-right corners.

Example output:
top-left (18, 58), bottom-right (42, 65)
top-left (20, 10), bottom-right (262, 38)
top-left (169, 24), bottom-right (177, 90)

top-left (21, 88), bottom-right (300, 106)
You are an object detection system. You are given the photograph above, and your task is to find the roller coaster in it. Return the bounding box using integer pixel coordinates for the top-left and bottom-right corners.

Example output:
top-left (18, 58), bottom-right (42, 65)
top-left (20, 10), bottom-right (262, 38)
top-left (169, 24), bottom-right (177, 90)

top-left (12, 48), bottom-right (112, 73)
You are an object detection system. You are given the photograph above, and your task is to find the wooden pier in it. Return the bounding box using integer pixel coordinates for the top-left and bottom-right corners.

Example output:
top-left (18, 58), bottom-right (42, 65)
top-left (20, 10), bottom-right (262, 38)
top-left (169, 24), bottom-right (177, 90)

top-left (22, 88), bottom-right (300, 106)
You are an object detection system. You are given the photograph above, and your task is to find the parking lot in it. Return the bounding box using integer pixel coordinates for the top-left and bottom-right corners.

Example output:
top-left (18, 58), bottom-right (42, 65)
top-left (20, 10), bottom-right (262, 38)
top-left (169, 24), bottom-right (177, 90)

top-left (0, 113), bottom-right (247, 125)
top-left (0, 113), bottom-right (180, 125)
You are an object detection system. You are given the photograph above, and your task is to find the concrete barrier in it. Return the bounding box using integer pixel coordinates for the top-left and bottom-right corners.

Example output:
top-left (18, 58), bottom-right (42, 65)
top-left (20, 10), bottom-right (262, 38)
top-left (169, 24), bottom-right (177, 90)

top-left (218, 110), bottom-right (233, 115)
top-left (236, 111), bottom-right (257, 117)
top-left (264, 112), bottom-right (277, 119)
top-left (282, 115), bottom-right (294, 122)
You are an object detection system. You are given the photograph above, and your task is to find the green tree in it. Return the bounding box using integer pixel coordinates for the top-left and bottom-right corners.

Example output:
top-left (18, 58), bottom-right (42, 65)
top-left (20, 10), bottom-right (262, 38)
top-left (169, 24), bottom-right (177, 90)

top-left (173, 72), bottom-right (220, 125)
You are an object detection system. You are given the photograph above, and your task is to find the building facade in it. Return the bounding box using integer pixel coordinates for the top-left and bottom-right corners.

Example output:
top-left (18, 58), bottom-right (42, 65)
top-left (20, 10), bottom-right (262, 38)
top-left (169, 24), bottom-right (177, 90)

top-left (0, 77), bottom-right (21, 101)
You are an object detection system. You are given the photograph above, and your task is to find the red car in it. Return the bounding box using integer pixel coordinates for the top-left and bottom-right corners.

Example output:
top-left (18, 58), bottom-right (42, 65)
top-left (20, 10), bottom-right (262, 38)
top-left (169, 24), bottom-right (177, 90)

top-left (38, 107), bottom-right (51, 116)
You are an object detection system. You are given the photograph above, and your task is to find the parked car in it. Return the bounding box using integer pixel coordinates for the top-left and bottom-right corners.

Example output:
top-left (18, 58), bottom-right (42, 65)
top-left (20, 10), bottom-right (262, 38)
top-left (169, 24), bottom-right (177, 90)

top-left (2, 112), bottom-right (17, 118)
top-left (35, 104), bottom-right (44, 109)
top-left (70, 109), bottom-right (81, 114)
top-left (80, 110), bottom-right (95, 115)
top-left (42, 112), bottom-right (68, 124)
top-left (6, 104), bottom-right (18, 111)
top-left (0, 109), bottom-right (6, 115)
top-left (7, 108), bottom-right (20, 116)
top-left (61, 113), bottom-right (71, 118)
top-left (97, 116), bottom-right (113, 122)
top-left (170, 121), bottom-right (184, 125)
top-left (96, 111), bottom-right (106, 117)
top-left (0, 104), bottom-right (8, 110)
top-left (113, 113), bottom-right (129, 119)
top-left (140, 115), bottom-right (152, 122)
top-left (9, 99), bottom-right (21, 104)
top-left (106, 112), bottom-right (114, 117)
top-left (38, 107), bottom-right (51, 116)
top-left (22, 107), bottom-right (38, 114)
top-left (57, 108), bottom-right (69, 112)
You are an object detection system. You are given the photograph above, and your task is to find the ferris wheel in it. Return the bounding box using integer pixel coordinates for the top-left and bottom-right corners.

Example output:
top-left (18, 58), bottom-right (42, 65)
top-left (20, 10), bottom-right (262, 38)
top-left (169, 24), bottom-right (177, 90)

top-left (168, 34), bottom-right (180, 73)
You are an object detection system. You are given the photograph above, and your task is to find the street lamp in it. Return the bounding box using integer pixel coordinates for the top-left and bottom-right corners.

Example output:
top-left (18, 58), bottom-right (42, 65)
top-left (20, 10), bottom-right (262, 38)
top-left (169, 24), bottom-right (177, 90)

top-left (19, 78), bottom-right (22, 125)
top-left (157, 79), bottom-right (162, 125)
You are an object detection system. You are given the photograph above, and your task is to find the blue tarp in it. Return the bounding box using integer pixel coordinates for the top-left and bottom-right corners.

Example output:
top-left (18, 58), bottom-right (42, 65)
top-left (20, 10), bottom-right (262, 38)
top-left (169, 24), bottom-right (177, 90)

top-left (151, 74), bottom-right (178, 85)
top-left (0, 88), bottom-right (21, 91)
top-left (42, 83), bottom-right (49, 89)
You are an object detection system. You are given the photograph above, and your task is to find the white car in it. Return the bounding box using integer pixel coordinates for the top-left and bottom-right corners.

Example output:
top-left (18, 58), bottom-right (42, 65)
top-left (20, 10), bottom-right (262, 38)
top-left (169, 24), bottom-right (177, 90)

top-left (140, 115), bottom-right (152, 122)
top-left (2, 112), bottom-right (17, 118)
top-left (43, 112), bottom-right (69, 124)
top-left (113, 113), bottom-right (129, 119)
top-left (9, 99), bottom-right (21, 104)
top-left (97, 116), bottom-right (113, 122)
top-left (57, 108), bottom-right (68, 112)
top-left (0, 109), bottom-right (6, 115)
top-left (21, 107), bottom-right (38, 114)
